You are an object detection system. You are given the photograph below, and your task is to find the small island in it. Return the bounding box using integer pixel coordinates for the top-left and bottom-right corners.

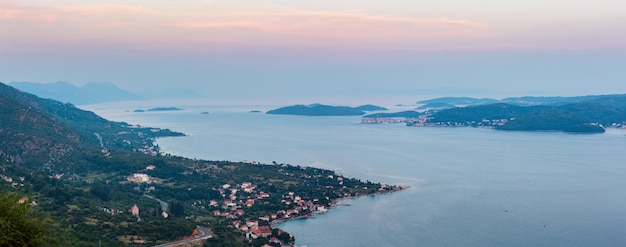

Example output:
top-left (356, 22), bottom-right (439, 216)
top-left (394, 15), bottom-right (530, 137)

top-left (267, 104), bottom-right (387, 116)
top-left (134, 107), bottom-right (184, 112)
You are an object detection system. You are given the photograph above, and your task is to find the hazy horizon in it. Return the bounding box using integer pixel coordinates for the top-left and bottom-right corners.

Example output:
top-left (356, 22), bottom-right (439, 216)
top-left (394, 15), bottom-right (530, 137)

top-left (2, 0), bottom-right (625, 103)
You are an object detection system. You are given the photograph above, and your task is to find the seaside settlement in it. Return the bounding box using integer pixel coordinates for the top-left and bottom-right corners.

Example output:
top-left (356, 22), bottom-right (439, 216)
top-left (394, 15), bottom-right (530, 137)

top-left (119, 162), bottom-right (407, 246)
top-left (361, 115), bottom-right (511, 128)
top-left (1, 83), bottom-right (413, 246)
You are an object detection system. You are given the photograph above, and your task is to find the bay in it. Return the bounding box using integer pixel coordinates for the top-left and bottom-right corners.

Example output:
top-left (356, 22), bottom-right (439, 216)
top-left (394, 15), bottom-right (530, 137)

top-left (87, 102), bottom-right (626, 247)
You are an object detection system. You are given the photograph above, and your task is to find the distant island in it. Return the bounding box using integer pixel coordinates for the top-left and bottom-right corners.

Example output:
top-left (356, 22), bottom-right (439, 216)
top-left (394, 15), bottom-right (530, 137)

top-left (365, 94), bottom-right (626, 134)
top-left (267, 104), bottom-right (387, 116)
top-left (416, 95), bottom-right (626, 107)
top-left (134, 107), bottom-right (184, 112)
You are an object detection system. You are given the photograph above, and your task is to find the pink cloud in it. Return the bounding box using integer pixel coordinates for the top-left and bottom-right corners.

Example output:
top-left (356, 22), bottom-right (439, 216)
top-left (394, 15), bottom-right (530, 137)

top-left (173, 11), bottom-right (488, 43)
top-left (0, 2), bottom-right (157, 22)
top-left (1, 1), bottom-right (489, 50)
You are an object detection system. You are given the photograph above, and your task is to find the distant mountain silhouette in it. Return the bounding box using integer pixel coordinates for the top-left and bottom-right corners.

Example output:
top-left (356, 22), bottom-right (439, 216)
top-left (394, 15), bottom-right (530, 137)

top-left (9, 81), bottom-right (142, 105)
top-left (9, 81), bottom-right (207, 105)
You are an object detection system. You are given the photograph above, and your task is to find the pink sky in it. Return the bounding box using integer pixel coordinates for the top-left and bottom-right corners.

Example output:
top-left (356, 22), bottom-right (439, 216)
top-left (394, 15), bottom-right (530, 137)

top-left (1, 0), bottom-right (626, 100)
top-left (2, 0), bottom-right (624, 53)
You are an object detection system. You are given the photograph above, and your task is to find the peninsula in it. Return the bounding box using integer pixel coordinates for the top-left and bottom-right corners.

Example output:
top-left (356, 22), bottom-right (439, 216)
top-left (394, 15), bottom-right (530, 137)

top-left (0, 82), bottom-right (404, 246)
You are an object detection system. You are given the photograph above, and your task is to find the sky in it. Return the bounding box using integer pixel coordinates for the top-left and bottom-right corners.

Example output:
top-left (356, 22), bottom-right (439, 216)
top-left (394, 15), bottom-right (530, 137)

top-left (1, 0), bottom-right (626, 104)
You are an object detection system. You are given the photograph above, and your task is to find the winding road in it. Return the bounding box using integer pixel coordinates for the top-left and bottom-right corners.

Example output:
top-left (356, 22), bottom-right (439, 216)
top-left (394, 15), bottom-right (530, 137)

top-left (153, 226), bottom-right (212, 247)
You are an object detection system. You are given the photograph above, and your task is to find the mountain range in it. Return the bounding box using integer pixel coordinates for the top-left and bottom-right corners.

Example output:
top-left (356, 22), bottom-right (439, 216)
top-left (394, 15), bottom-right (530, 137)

top-left (9, 81), bottom-right (206, 105)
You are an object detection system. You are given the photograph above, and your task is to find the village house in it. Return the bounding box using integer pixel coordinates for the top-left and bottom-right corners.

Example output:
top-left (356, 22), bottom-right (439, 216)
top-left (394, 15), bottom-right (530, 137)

top-left (129, 204), bottom-right (139, 216)
top-left (270, 237), bottom-right (281, 244)
top-left (244, 185), bottom-right (257, 193)
top-left (236, 209), bottom-right (244, 216)
top-left (127, 173), bottom-right (150, 183)
top-left (246, 220), bottom-right (258, 229)
top-left (251, 226), bottom-right (272, 238)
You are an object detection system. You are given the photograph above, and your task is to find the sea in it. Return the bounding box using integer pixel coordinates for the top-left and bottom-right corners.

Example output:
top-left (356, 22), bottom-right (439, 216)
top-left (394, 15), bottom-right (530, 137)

top-left (85, 101), bottom-right (626, 247)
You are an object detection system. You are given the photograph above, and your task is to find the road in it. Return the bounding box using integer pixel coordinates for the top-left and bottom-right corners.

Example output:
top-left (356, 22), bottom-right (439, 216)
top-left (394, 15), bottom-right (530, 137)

top-left (153, 226), bottom-right (212, 247)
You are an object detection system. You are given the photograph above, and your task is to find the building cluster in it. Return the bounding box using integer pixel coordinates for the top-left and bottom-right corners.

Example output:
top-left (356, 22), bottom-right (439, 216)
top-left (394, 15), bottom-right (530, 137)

top-left (127, 166), bottom-right (161, 183)
top-left (137, 144), bottom-right (160, 156)
top-left (1, 174), bottom-right (25, 188)
top-left (127, 173), bottom-right (151, 183)
top-left (197, 180), bottom-right (334, 244)
top-left (208, 181), bottom-right (265, 219)
top-left (99, 207), bottom-right (125, 216)
top-left (361, 116), bottom-right (428, 125)
top-left (608, 122), bottom-right (626, 128)
top-left (409, 118), bottom-right (513, 128)
top-left (361, 118), bottom-right (410, 124)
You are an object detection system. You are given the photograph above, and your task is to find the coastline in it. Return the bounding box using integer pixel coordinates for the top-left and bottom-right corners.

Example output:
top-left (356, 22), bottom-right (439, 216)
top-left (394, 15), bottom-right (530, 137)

top-left (271, 185), bottom-right (411, 228)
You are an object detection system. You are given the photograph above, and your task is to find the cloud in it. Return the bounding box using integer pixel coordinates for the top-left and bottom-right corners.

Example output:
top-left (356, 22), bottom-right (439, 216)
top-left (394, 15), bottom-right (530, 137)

top-left (0, 1), bottom-right (489, 51)
top-left (173, 11), bottom-right (488, 43)
top-left (0, 2), bottom-right (157, 22)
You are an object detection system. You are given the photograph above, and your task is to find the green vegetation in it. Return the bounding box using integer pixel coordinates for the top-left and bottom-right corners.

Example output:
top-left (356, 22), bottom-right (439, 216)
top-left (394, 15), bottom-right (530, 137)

top-left (0, 82), bottom-right (399, 246)
top-left (363, 110), bottom-right (421, 118)
top-left (417, 97), bottom-right (499, 106)
top-left (419, 96), bottom-right (626, 133)
top-left (354, 104), bottom-right (388, 111)
top-left (267, 103), bottom-right (386, 116)
top-left (0, 191), bottom-right (48, 247)
top-left (495, 110), bottom-right (605, 133)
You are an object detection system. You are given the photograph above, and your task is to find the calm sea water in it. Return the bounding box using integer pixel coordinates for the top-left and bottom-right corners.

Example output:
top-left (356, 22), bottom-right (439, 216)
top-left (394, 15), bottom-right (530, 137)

top-left (87, 103), bottom-right (626, 247)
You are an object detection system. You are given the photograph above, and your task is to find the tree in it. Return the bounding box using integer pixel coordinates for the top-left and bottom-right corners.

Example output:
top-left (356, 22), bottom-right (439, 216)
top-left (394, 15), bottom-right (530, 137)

top-left (0, 192), bottom-right (47, 246)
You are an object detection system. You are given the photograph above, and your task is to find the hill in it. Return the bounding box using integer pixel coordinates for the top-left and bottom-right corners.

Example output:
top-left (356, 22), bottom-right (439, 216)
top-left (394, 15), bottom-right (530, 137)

top-left (0, 82), bottom-right (397, 246)
top-left (354, 104), bottom-right (388, 111)
top-left (267, 104), bottom-right (373, 116)
top-left (363, 110), bottom-right (422, 118)
top-left (417, 97), bottom-right (499, 106)
top-left (422, 96), bottom-right (626, 133)
top-left (418, 94), bottom-right (626, 108)
top-left (0, 83), bottom-right (183, 173)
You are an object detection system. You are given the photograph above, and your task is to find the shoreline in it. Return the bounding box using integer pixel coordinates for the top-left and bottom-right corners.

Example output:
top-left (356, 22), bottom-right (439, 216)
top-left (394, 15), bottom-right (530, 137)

top-left (271, 185), bottom-right (411, 228)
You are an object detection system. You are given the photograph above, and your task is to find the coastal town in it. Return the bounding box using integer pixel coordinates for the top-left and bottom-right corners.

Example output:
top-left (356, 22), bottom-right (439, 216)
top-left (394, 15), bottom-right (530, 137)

top-left (118, 162), bottom-right (407, 246)
top-left (361, 114), bottom-right (512, 128)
